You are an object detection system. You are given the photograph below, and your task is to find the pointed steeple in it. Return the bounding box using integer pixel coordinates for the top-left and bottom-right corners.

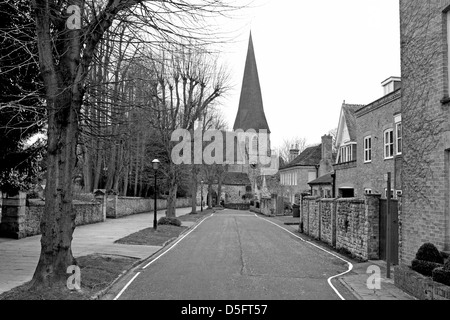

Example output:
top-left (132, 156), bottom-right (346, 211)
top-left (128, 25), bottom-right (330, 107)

top-left (233, 32), bottom-right (271, 133)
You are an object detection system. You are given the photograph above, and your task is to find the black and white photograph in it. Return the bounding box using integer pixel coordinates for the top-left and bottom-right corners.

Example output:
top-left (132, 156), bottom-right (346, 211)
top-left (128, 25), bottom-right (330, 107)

top-left (0, 0), bottom-right (449, 308)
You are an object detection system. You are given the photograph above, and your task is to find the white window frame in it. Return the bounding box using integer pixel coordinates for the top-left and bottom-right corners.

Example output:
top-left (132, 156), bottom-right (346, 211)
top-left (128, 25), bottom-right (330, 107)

top-left (384, 129), bottom-right (394, 160)
top-left (396, 122), bottom-right (402, 155)
top-left (365, 188), bottom-right (372, 195)
top-left (364, 136), bottom-right (372, 163)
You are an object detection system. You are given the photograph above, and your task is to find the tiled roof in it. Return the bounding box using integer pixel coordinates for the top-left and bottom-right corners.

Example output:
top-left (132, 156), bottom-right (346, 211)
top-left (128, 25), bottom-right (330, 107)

top-left (280, 144), bottom-right (322, 170)
top-left (233, 33), bottom-right (271, 133)
top-left (342, 104), bottom-right (363, 141)
top-left (308, 173), bottom-right (333, 185)
top-left (222, 172), bottom-right (251, 186)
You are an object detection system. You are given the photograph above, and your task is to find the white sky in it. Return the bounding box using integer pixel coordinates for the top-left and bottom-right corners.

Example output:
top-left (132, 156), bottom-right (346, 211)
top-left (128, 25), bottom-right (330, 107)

top-left (214, 0), bottom-right (401, 150)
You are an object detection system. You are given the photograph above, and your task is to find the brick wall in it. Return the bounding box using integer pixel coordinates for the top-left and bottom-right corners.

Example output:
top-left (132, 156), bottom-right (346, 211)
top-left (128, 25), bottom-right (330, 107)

top-left (356, 91), bottom-right (401, 195)
top-left (333, 161), bottom-right (359, 196)
top-left (399, 0), bottom-right (450, 264)
top-left (301, 195), bottom-right (381, 261)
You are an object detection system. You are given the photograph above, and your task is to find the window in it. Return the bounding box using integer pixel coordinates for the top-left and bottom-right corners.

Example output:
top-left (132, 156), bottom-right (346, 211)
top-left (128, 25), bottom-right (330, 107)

top-left (365, 189), bottom-right (372, 195)
top-left (364, 136), bottom-right (372, 163)
top-left (338, 144), bottom-right (354, 163)
top-left (396, 122), bottom-right (402, 155)
top-left (384, 129), bottom-right (394, 159)
top-left (396, 190), bottom-right (403, 197)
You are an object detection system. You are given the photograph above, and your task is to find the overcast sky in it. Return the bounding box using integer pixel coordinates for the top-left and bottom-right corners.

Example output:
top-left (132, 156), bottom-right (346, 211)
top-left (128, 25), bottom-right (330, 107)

top-left (215, 0), bottom-right (401, 150)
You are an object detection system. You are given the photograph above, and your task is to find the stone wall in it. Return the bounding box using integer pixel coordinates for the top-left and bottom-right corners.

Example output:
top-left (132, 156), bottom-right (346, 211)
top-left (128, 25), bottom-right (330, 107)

top-left (0, 192), bottom-right (105, 239)
top-left (320, 199), bottom-right (336, 247)
top-left (301, 194), bottom-right (381, 261)
top-left (106, 196), bottom-right (191, 218)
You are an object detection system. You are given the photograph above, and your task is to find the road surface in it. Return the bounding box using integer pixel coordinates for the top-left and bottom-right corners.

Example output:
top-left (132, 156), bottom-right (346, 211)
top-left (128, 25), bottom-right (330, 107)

top-left (111, 210), bottom-right (355, 300)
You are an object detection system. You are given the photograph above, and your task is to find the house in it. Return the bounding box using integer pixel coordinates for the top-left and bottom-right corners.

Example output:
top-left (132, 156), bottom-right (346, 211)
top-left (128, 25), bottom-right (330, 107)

top-left (355, 77), bottom-right (402, 198)
top-left (398, 1), bottom-right (450, 264)
top-left (333, 103), bottom-right (364, 198)
top-left (333, 78), bottom-right (402, 199)
top-left (279, 135), bottom-right (333, 204)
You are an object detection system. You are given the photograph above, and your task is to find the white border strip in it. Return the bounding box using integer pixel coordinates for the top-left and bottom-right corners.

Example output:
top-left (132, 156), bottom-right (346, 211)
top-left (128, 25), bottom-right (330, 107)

top-left (113, 272), bottom-right (141, 300)
top-left (113, 214), bottom-right (214, 300)
top-left (255, 215), bottom-right (353, 300)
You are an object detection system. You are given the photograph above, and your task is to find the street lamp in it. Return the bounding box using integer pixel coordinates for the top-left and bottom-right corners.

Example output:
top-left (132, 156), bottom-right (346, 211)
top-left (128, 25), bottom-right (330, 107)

top-left (152, 159), bottom-right (160, 230)
top-left (200, 180), bottom-right (204, 212)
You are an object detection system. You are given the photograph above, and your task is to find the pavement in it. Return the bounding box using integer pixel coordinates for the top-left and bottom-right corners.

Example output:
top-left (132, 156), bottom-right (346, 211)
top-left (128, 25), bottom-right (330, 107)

top-left (0, 206), bottom-right (201, 295)
top-left (338, 260), bottom-right (416, 300)
top-left (269, 215), bottom-right (416, 300)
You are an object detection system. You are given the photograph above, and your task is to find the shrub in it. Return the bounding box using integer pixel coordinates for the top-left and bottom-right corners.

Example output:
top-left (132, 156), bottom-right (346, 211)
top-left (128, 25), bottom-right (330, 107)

top-left (411, 259), bottom-right (443, 277)
top-left (432, 267), bottom-right (450, 287)
top-left (415, 243), bottom-right (444, 264)
top-left (157, 217), bottom-right (182, 227)
top-left (445, 259), bottom-right (450, 272)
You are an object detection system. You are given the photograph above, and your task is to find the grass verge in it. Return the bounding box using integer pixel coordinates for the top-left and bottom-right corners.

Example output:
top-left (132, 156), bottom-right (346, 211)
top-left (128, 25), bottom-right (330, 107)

top-left (0, 254), bottom-right (138, 300)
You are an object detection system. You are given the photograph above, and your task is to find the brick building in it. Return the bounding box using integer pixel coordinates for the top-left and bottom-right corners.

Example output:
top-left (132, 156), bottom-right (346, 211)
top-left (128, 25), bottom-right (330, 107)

top-left (333, 103), bottom-right (363, 197)
top-left (398, 1), bottom-right (450, 264)
top-left (333, 78), bottom-right (402, 199)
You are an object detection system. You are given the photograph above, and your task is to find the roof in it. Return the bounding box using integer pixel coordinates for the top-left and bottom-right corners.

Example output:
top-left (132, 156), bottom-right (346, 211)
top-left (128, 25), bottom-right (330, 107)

top-left (280, 144), bottom-right (322, 170)
top-left (222, 172), bottom-right (251, 186)
top-left (308, 173), bottom-right (333, 186)
top-left (342, 104), bottom-right (362, 142)
top-left (233, 33), bottom-right (271, 133)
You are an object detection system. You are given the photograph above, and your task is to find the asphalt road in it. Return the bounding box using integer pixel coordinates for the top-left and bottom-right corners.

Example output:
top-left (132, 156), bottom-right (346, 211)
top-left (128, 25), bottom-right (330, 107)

top-left (112, 210), bottom-right (355, 300)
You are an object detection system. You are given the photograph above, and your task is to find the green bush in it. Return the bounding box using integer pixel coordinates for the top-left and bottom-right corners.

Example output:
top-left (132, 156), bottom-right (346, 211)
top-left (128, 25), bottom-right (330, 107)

top-left (415, 243), bottom-right (444, 264)
top-left (411, 259), bottom-right (443, 277)
top-left (157, 217), bottom-right (182, 227)
top-left (432, 267), bottom-right (450, 287)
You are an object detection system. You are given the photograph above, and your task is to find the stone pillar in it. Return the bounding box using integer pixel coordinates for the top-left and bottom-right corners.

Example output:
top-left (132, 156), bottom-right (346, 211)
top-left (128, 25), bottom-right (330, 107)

top-left (94, 189), bottom-right (107, 221)
top-left (0, 192), bottom-right (27, 239)
top-left (365, 194), bottom-right (381, 260)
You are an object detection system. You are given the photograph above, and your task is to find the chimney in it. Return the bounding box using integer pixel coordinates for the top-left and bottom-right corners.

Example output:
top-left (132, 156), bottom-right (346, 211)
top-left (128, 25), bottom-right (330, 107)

top-left (318, 135), bottom-right (333, 177)
top-left (289, 144), bottom-right (299, 162)
top-left (321, 135), bottom-right (333, 162)
top-left (381, 76), bottom-right (401, 96)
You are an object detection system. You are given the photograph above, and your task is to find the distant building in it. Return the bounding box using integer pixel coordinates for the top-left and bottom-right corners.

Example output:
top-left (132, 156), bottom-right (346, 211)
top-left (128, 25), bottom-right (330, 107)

top-left (197, 32), bottom-right (277, 207)
top-left (279, 135), bottom-right (333, 203)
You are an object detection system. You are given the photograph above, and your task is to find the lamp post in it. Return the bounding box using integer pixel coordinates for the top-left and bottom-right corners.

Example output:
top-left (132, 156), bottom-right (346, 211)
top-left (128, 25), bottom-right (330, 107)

top-left (200, 180), bottom-right (204, 212)
top-left (152, 159), bottom-right (160, 230)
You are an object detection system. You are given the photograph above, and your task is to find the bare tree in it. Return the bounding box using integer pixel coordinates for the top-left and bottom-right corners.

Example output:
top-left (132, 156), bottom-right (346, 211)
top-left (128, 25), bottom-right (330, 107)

top-left (278, 136), bottom-right (308, 164)
top-left (5, 0), bottom-right (246, 289)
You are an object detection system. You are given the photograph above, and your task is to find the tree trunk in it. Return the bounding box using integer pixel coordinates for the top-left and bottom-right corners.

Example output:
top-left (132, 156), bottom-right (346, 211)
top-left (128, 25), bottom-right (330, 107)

top-left (191, 166), bottom-right (198, 214)
top-left (166, 166), bottom-right (177, 217)
top-left (31, 0), bottom-right (82, 287)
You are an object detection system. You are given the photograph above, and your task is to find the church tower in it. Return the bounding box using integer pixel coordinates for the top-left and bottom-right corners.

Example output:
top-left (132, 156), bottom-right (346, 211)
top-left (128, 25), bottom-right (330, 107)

top-left (231, 32), bottom-right (272, 183)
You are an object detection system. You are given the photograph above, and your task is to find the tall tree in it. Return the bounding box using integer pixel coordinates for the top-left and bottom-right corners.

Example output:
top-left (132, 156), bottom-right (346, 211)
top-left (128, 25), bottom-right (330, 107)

top-left (23, 0), bottom-right (244, 289)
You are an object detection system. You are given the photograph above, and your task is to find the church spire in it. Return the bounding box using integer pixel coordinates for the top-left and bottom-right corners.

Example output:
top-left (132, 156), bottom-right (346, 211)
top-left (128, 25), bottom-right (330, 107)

top-left (233, 32), bottom-right (271, 133)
